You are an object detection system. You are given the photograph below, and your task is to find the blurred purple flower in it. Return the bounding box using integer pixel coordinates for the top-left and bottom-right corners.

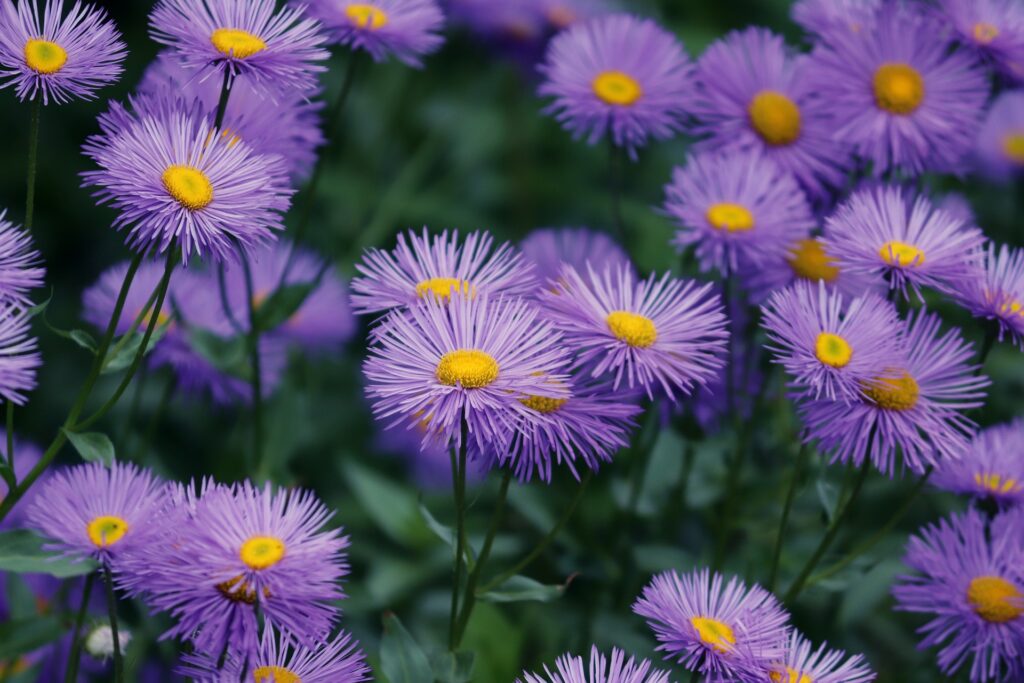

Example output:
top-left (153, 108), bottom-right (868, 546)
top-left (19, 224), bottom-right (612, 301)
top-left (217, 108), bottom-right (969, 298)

top-left (975, 90), bottom-right (1024, 182)
top-left (519, 227), bottom-right (631, 290)
top-left (302, 0), bottom-right (445, 67)
top-left (933, 418), bottom-right (1024, 507)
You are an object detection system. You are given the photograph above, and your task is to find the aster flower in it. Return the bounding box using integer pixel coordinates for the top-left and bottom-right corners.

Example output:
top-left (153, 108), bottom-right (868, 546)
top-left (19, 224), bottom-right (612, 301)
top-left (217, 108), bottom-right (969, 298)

top-left (535, 0), bottom-right (614, 34)
top-left (955, 243), bottom-right (1024, 350)
top-left (976, 90), bottom-right (1024, 182)
top-left (687, 27), bottom-right (853, 199)
top-left (149, 0), bottom-right (329, 97)
top-left (933, 419), bottom-right (1024, 508)
top-left (937, 191), bottom-right (978, 226)
top-left (791, 0), bottom-right (880, 36)
top-left (82, 97), bottom-right (293, 262)
top-left (663, 149), bottom-right (816, 275)
top-left (0, 210), bottom-right (44, 307)
top-left (363, 293), bottom-right (570, 454)
top-left (517, 646), bottom-right (670, 683)
top-left (82, 259), bottom-right (178, 339)
top-left (633, 568), bottom-right (789, 680)
top-left (893, 508), bottom-right (1024, 683)
top-left (0, 305), bottom-right (40, 405)
top-left (0, 0), bottom-right (125, 104)
top-left (350, 228), bottom-right (535, 316)
top-left (538, 13), bottom-right (692, 156)
top-left (824, 185), bottom-right (984, 301)
top-left (798, 310), bottom-right (988, 476)
top-left (766, 631), bottom-right (876, 683)
top-left (742, 236), bottom-right (884, 304)
top-left (519, 227), bottom-right (631, 289)
top-left (302, 0), bottom-right (444, 67)
top-left (807, 4), bottom-right (989, 176)
top-left (935, 0), bottom-right (1024, 83)
top-left (540, 264), bottom-right (728, 401)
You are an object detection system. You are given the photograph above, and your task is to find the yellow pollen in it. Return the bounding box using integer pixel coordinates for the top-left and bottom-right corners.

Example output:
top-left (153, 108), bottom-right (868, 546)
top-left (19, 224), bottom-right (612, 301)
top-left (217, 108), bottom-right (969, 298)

top-left (879, 240), bottom-right (925, 267)
top-left (592, 71), bottom-right (642, 106)
top-left (706, 203), bottom-right (755, 232)
top-left (873, 62), bottom-right (925, 115)
top-left (346, 3), bottom-right (389, 30)
top-left (861, 371), bottom-right (919, 411)
top-left (210, 28), bottom-right (267, 59)
top-left (415, 277), bottom-right (474, 301)
top-left (162, 165), bottom-right (214, 211)
top-left (770, 668), bottom-right (813, 683)
top-left (240, 536), bottom-right (285, 570)
top-left (973, 473), bottom-right (1022, 495)
top-left (606, 311), bottom-right (657, 348)
top-left (967, 576), bottom-right (1023, 623)
top-left (23, 38), bottom-right (67, 74)
top-left (86, 515), bottom-right (129, 548)
top-left (253, 666), bottom-right (302, 683)
top-left (1002, 132), bottom-right (1024, 165)
top-left (435, 349), bottom-right (500, 388)
top-left (748, 90), bottom-right (802, 146)
top-left (520, 395), bottom-right (569, 414)
top-left (973, 22), bottom-right (1000, 44)
top-left (815, 332), bottom-right (853, 368)
top-left (998, 298), bottom-right (1024, 318)
top-left (216, 575), bottom-right (265, 604)
top-left (787, 239), bottom-right (840, 283)
top-left (690, 616), bottom-right (736, 653)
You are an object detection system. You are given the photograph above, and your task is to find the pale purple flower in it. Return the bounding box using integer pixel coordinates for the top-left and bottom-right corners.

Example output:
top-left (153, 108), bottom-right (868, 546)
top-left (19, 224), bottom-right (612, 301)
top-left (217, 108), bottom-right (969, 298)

top-left (302, 0), bottom-right (445, 67)
top-left (791, 0), bottom-right (881, 36)
top-left (934, 0), bottom-right (1024, 83)
top-left (517, 646), bottom-right (670, 683)
top-left (933, 419), bottom-right (1024, 507)
top-left (955, 242), bottom-right (1024, 350)
top-left (0, 305), bottom-right (39, 405)
top-left (0, 210), bottom-right (44, 307)
top-left (976, 90), bottom-right (1024, 182)
top-left (519, 227), bottom-right (631, 289)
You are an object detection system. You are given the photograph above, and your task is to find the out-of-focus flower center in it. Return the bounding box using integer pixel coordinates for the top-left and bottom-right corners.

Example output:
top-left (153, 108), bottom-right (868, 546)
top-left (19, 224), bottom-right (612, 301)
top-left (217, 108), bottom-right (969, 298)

top-left (216, 575), bottom-right (266, 604)
top-left (967, 575), bottom-right (1023, 623)
top-left (204, 127), bottom-right (243, 149)
top-left (815, 332), bottom-right (853, 368)
top-left (787, 239), bottom-right (839, 283)
top-left (253, 666), bottom-right (301, 683)
top-left (592, 71), bottom-right (642, 106)
top-left (546, 5), bottom-right (576, 29)
top-left (23, 38), bottom-right (67, 74)
top-left (240, 535), bottom-right (286, 570)
top-left (689, 616), bottom-right (735, 653)
top-left (87, 515), bottom-right (129, 548)
top-left (436, 349), bottom-right (500, 388)
top-left (1002, 132), bottom-right (1024, 165)
top-left (210, 28), bottom-right (267, 59)
top-left (861, 371), bottom-right (919, 411)
top-left (747, 90), bottom-right (802, 146)
top-left (972, 22), bottom-right (1000, 44)
top-left (416, 277), bottom-right (474, 301)
top-left (162, 165), bottom-right (214, 211)
top-left (873, 63), bottom-right (925, 115)
top-left (606, 310), bottom-right (657, 348)
top-left (706, 203), bottom-right (755, 232)
top-left (878, 240), bottom-right (925, 267)
top-left (520, 395), bottom-right (568, 414)
top-left (770, 667), bottom-right (812, 683)
top-left (346, 4), bottom-right (389, 30)
top-left (974, 473), bottom-right (1022, 495)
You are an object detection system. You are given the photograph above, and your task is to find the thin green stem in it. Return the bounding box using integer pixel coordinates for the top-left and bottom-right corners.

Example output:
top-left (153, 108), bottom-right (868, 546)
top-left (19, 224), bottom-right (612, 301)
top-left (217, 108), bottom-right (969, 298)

top-left (769, 444), bottom-right (811, 591)
top-left (216, 262), bottom-right (244, 334)
top-left (5, 403), bottom-right (13, 477)
top-left (448, 419), bottom-right (469, 652)
top-left (103, 566), bottom-right (123, 683)
top-left (242, 255), bottom-right (265, 480)
top-left (608, 141), bottom-right (627, 245)
top-left (104, 270), bottom-right (166, 364)
top-left (213, 69), bottom-right (233, 131)
top-left (64, 572), bottom-right (97, 683)
top-left (977, 324), bottom-right (998, 374)
top-left (25, 98), bottom-right (41, 231)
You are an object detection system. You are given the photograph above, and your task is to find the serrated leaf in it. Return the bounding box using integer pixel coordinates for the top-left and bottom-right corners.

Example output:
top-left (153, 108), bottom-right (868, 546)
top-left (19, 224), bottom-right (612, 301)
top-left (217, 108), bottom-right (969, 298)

top-left (253, 281), bottom-right (317, 333)
top-left (478, 575), bottom-right (568, 603)
top-left (0, 530), bottom-right (98, 578)
top-left (380, 613), bottom-right (433, 683)
top-left (63, 429), bottom-right (114, 466)
top-left (186, 327), bottom-right (250, 381)
top-left (430, 649), bottom-right (474, 683)
top-left (101, 324), bottom-right (169, 374)
top-left (0, 615), bottom-right (65, 660)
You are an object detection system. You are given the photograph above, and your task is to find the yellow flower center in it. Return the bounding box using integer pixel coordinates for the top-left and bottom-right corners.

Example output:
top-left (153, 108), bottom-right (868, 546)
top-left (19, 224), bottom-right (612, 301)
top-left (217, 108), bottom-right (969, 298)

top-left (435, 350), bottom-right (500, 388)
top-left (253, 666), bottom-right (302, 683)
top-left (815, 332), bottom-right (853, 368)
top-left (240, 535), bottom-right (285, 570)
top-left (861, 371), bottom-right (919, 411)
top-left (689, 616), bottom-right (736, 653)
top-left (973, 22), bottom-right (1000, 44)
top-left (787, 239), bottom-right (840, 283)
top-left (519, 395), bottom-right (569, 414)
top-left (592, 71), bottom-right (642, 106)
top-left (967, 576), bottom-right (1023, 623)
top-left (162, 165), bottom-right (214, 211)
top-left (973, 473), bottom-right (1022, 495)
top-left (216, 575), bottom-right (264, 604)
top-left (210, 28), bottom-right (267, 59)
top-left (873, 63), bottom-right (925, 115)
top-left (1002, 132), bottom-right (1024, 165)
top-left (23, 38), bottom-right (67, 74)
top-left (415, 277), bottom-right (474, 301)
top-left (606, 311), bottom-right (657, 348)
top-left (999, 298), bottom-right (1024, 318)
top-left (879, 240), bottom-right (925, 267)
top-left (345, 3), bottom-right (389, 30)
top-left (770, 668), bottom-right (813, 683)
top-left (86, 515), bottom-right (129, 548)
top-left (747, 90), bottom-right (802, 146)
top-left (706, 203), bottom-right (755, 232)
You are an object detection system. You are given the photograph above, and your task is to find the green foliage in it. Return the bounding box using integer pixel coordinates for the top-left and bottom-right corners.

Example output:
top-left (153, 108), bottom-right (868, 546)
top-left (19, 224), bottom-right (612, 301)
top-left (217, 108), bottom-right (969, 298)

top-left (0, 530), bottom-right (97, 578)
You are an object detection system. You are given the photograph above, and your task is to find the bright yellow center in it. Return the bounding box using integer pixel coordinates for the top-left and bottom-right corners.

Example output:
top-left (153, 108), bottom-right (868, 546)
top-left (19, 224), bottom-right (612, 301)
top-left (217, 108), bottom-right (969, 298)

top-left (240, 536), bottom-right (285, 570)
top-left (873, 63), bottom-right (925, 115)
top-left (706, 203), bottom-right (755, 232)
top-left (879, 240), bottom-right (925, 267)
top-left (606, 311), bottom-right (657, 348)
top-left (973, 22), bottom-right (1000, 44)
top-left (861, 371), bottom-right (919, 411)
top-left (815, 332), bottom-right (853, 368)
top-left (690, 616), bottom-right (736, 653)
top-left (998, 298), bottom-right (1024, 317)
top-left (435, 350), bottom-right (499, 388)
top-left (770, 668), bottom-right (813, 683)
top-left (967, 576), bottom-right (1023, 623)
top-left (345, 3), bottom-right (389, 29)
top-left (973, 473), bottom-right (1022, 495)
top-left (23, 38), bottom-right (67, 74)
top-left (592, 71), bottom-right (642, 106)
top-left (210, 28), bottom-right (267, 59)
top-left (415, 277), bottom-right (473, 301)
top-left (519, 395), bottom-right (569, 414)
top-left (748, 90), bottom-right (802, 146)
top-left (87, 515), bottom-right (129, 548)
top-left (254, 666), bottom-right (301, 683)
top-left (162, 165), bottom-right (214, 211)
top-left (787, 239), bottom-right (840, 283)
top-left (1002, 133), bottom-right (1024, 165)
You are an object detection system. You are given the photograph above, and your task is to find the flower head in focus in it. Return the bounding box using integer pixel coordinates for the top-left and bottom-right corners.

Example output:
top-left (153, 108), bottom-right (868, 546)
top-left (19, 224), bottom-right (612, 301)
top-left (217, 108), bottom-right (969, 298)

top-left (0, 210), bottom-right (44, 307)
top-left (516, 646), bottom-right (671, 683)
top-left (769, 630), bottom-right (876, 683)
top-left (0, 306), bottom-right (40, 405)
top-left (955, 243), bottom-right (1024, 350)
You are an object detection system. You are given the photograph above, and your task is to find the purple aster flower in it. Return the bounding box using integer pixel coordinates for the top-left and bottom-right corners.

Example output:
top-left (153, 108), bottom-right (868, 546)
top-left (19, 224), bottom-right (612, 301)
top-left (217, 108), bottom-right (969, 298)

top-left (893, 508), bottom-right (1024, 683)
top-left (535, 0), bottom-right (615, 34)
top-left (976, 90), bottom-right (1024, 181)
top-left (766, 631), bottom-right (876, 683)
top-left (519, 227), bottom-right (632, 290)
top-left (25, 461), bottom-right (167, 568)
top-left (302, 0), bottom-right (445, 67)
top-left (806, 4), bottom-right (989, 176)
top-left (540, 264), bottom-right (728, 401)
top-left (363, 293), bottom-right (570, 455)
top-left (798, 310), bottom-right (988, 476)
top-left (633, 568), bottom-right (790, 680)
top-left (824, 185), bottom-right (985, 301)
top-left (955, 243), bottom-right (1024, 350)
top-left (687, 27), bottom-right (853, 200)
top-left (0, 210), bottom-right (44, 307)
top-left (791, 0), bottom-right (881, 36)
top-left (81, 259), bottom-right (177, 339)
top-left (933, 419), bottom-right (1024, 507)
top-left (446, 0), bottom-right (544, 49)
top-left (538, 13), bottom-right (692, 156)
top-left (351, 228), bottom-right (536, 316)
top-left (0, 0), bottom-right (125, 104)
top-left (762, 281), bottom-right (900, 402)
top-left (936, 191), bottom-right (978, 227)
top-left (0, 305), bottom-right (40, 405)
top-left (517, 646), bottom-right (670, 683)
top-left (663, 149), bottom-right (816, 275)
top-left (149, 0), bottom-right (329, 97)
top-left (935, 0), bottom-right (1024, 83)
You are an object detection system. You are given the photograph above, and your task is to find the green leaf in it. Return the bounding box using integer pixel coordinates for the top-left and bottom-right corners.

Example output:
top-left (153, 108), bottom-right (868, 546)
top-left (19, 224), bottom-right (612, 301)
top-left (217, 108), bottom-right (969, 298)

top-left (379, 613), bottom-right (433, 683)
top-left (478, 575), bottom-right (569, 604)
top-left (186, 327), bottom-right (250, 381)
top-left (63, 429), bottom-right (115, 466)
top-left (101, 324), bottom-right (169, 374)
top-left (0, 530), bottom-right (98, 578)
top-left (253, 281), bottom-right (317, 333)
top-left (341, 461), bottom-right (432, 547)
top-left (68, 329), bottom-right (98, 353)
top-left (0, 615), bottom-right (65, 660)
top-left (430, 649), bottom-right (474, 683)
top-left (24, 289), bottom-right (52, 319)
top-left (419, 502), bottom-right (456, 547)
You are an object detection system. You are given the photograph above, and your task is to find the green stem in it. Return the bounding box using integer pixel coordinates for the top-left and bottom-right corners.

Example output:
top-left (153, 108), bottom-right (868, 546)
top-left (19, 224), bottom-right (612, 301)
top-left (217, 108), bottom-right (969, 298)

top-left (25, 98), bottom-right (40, 231)
top-left (64, 572), bottom-right (97, 683)
top-left (213, 69), bottom-right (233, 131)
top-left (216, 262), bottom-right (244, 334)
top-left (104, 269), bottom-right (166, 364)
top-left (768, 444), bottom-right (811, 591)
top-left (133, 375), bottom-right (174, 462)
top-left (608, 141), bottom-right (627, 245)
top-left (5, 403), bottom-right (13, 477)
top-left (448, 419), bottom-right (469, 652)
top-left (103, 566), bottom-right (123, 683)
top-left (976, 324), bottom-right (998, 374)
top-left (242, 255), bottom-right (265, 480)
